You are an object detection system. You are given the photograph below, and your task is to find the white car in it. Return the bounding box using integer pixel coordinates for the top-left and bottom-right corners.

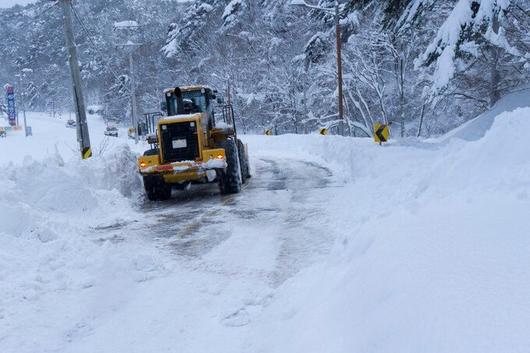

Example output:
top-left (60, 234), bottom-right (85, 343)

top-left (104, 126), bottom-right (119, 137)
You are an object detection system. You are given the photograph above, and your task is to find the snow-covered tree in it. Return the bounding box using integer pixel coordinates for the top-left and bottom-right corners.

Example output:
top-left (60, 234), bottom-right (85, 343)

top-left (0, 0), bottom-right (527, 136)
top-left (418, 0), bottom-right (529, 107)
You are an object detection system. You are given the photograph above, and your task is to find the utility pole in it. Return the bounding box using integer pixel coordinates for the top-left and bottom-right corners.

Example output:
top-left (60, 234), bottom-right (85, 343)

top-left (60, 0), bottom-right (92, 159)
top-left (335, 0), bottom-right (344, 122)
top-left (128, 50), bottom-right (139, 143)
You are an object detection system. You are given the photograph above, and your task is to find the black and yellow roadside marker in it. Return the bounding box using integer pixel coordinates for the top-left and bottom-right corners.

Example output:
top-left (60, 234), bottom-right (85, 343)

top-left (373, 122), bottom-right (389, 145)
top-left (319, 127), bottom-right (329, 136)
top-left (82, 147), bottom-right (92, 159)
top-left (265, 129), bottom-right (273, 136)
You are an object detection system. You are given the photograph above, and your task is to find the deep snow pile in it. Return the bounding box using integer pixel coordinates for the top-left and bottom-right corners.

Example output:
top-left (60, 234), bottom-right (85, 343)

top-left (0, 145), bottom-right (146, 333)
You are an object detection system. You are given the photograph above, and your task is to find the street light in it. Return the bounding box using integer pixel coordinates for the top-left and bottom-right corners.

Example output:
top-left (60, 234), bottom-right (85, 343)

top-left (114, 21), bottom-right (142, 144)
top-left (290, 0), bottom-right (344, 122)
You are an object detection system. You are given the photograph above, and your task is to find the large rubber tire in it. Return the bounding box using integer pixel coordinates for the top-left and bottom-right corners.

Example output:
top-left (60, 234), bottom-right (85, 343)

top-left (218, 138), bottom-right (242, 195)
top-left (143, 175), bottom-right (172, 201)
top-left (237, 140), bottom-right (247, 185)
top-left (237, 139), bottom-right (251, 183)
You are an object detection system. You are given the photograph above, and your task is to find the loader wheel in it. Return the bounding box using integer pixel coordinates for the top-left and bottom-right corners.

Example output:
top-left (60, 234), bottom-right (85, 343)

top-left (218, 138), bottom-right (241, 195)
top-left (237, 140), bottom-right (247, 184)
top-left (237, 139), bottom-right (251, 180)
top-left (143, 175), bottom-right (172, 201)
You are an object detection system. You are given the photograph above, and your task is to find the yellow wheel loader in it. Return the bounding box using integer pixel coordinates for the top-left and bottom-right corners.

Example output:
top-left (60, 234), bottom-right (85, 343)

top-left (137, 85), bottom-right (250, 201)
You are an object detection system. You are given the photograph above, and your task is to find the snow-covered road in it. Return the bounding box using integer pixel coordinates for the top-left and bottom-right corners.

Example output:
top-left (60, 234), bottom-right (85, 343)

top-left (60, 157), bottom-right (341, 353)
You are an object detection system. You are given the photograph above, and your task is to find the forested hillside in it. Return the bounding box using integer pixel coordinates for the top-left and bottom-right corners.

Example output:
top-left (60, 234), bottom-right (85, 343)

top-left (1, 0), bottom-right (528, 136)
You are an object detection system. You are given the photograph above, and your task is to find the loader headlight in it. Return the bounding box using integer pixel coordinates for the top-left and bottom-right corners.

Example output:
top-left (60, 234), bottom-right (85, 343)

top-left (216, 155), bottom-right (224, 159)
top-left (140, 162), bottom-right (147, 168)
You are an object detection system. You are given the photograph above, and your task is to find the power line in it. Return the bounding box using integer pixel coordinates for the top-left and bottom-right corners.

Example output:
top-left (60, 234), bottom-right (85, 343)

top-left (31, 1), bottom-right (58, 22)
top-left (69, 2), bottom-right (129, 93)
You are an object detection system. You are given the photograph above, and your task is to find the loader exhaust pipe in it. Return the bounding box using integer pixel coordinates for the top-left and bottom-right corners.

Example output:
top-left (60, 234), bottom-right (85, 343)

top-left (174, 87), bottom-right (185, 115)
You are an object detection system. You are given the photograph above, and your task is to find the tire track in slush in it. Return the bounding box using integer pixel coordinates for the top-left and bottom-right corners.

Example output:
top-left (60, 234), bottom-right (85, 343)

top-left (142, 158), bottom-right (337, 284)
top-left (92, 158), bottom-right (337, 281)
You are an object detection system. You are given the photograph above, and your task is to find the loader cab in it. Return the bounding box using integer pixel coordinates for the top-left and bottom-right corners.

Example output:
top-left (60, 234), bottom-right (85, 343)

top-left (165, 86), bottom-right (215, 119)
top-left (162, 85), bottom-right (237, 141)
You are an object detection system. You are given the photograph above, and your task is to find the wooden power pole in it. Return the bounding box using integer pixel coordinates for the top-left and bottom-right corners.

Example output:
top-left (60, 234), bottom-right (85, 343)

top-left (335, 0), bottom-right (344, 122)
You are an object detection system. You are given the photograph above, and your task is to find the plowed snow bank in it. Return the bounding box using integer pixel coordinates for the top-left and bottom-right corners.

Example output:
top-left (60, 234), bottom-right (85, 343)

top-left (248, 108), bottom-right (530, 353)
top-left (0, 145), bottom-right (148, 343)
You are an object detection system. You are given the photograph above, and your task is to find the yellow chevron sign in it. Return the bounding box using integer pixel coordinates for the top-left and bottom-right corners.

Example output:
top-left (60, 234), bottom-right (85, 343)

top-left (374, 122), bottom-right (389, 144)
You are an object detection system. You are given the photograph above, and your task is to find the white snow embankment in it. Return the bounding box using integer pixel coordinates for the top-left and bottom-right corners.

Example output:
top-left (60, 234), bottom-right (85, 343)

top-left (247, 108), bottom-right (530, 353)
top-left (0, 143), bottom-right (171, 353)
top-left (243, 133), bottom-right (373, 183)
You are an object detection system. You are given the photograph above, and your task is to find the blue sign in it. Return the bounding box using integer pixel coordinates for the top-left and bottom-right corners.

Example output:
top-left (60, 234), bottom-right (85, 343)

top-left (6, 84), bottom-right (16, 126)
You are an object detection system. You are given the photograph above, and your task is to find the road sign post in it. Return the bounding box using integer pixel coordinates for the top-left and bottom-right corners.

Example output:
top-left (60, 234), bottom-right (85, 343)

top-left (5, 84), bottom-right (17, 127)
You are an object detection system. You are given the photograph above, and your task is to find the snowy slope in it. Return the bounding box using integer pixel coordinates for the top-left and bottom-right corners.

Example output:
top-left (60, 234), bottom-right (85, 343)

top-left (1, 103), bottom-right (530, 353)
top-left (439, 87), bottom-right (530, 142)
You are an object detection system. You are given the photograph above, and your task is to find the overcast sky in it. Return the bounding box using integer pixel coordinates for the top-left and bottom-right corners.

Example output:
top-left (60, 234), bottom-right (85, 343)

top-left (0, 0), bottom-right (36, 8)
top-left (0, 0), bottom-right (190, 8)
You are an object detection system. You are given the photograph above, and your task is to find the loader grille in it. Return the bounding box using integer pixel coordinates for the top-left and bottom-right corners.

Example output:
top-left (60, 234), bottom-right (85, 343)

top-left (160, 121), bottom-right (200, 163)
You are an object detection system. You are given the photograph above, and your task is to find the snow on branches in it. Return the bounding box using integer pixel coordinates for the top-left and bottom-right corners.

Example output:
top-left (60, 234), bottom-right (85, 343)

top-left (221, 0), bottom-right (247, 32)
top-left (162, 2), bottom-right (214, 57)
top-left (417, 0), bottom-right (512, 92)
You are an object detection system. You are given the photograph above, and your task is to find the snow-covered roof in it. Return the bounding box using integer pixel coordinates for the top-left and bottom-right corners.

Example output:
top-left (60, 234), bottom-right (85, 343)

top-left (159, 113), bottom-right (202, 123)
top-left (163, 85), bottom-right (213, 94)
